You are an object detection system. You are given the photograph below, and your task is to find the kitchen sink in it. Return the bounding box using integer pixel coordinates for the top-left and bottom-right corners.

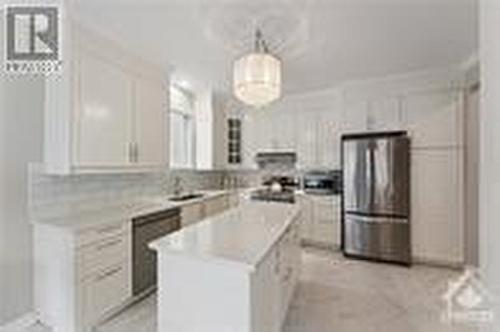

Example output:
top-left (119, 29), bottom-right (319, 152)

top-left (168, 193), bottom-right (204, 202)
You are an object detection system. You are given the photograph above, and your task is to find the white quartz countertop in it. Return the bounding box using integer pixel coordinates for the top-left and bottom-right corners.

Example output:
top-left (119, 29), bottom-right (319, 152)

top-left (30, 190), bottom-right (237, 231)
top-left (149, 201), bottom-right (300, 271)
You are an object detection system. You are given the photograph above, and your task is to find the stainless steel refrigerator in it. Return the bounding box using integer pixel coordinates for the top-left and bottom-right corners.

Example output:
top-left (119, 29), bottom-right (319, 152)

top-left (341, 132), bottom-right (411, 265)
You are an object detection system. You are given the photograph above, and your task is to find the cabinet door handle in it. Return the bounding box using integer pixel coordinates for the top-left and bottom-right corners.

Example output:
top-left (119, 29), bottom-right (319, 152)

top-left (96, 266), bottom-right (122, 281)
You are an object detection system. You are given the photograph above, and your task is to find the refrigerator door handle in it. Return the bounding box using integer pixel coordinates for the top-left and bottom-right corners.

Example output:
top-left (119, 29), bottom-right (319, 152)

top-left (345, 213), bottom-right (409, 224)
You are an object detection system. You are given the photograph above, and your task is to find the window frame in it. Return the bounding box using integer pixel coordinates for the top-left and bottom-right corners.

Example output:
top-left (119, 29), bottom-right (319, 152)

top-left (169, 84), bottom-right (196, 169)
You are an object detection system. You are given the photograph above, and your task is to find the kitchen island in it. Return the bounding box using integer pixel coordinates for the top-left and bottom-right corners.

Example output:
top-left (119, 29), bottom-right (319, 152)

top-left (149, 201), bottom-right (302, 332)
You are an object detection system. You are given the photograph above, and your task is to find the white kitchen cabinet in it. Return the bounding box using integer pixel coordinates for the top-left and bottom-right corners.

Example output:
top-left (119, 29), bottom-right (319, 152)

top-left (270, 111), bottom-right (296, 150)
top-left (180, 202), bottom-right (205, 227)
top-left (35, 221), bottom-right (131, 332)
top-left (296, 112), bottom-right (318, 169)
top-left (367, 97), bottom-right (402, 132)
top-left (45, 22), bottom-right (169, 174)
top-left (153, 205), bottom-right (301, 332)
top-left (251, 215), bottom-right (301, 331)
top-left (316, 112), bottom-right (341, 168)
top-left (77, 54), bottom-right (134, 167)
top-left (403, 91), bottom-right (463, 148)
top-left (134, 77), bottom-right (169, 167)
top-left (296, 194), bottom-right (313, 240)
top-left (252, 242), bottom-right (281, 332)
top-left (180, 194), bottom-right (232, 227)
top-left (411, 148), bottom-right (464, 265)
top-left (241, 114), bottom-right (259, 168)
top-left (80, 263), bottom-right (130, 327)
top-left (204, 194), bottom-right (230, 218)
top-left (341, 100), bottom-right (368, 134)
top-left (298, 194), bottom-right (341, 249)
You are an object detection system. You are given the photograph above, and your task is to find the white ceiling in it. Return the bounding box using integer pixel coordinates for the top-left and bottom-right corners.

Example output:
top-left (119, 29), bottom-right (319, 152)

top-left (73, 0), bottom-right (478, 95)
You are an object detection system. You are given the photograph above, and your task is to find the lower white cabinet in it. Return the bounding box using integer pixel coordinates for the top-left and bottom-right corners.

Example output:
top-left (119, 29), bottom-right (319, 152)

top-left (204, 194), bottom-right (230, 217)
top-left (297, 194), bottom-right (341, 248)
top-left (180, 193), bottom-right (233, 227)
top-left (34, 221), bottom-right (131, 332)
top-left (80, 263), bottom-right (130, 326)
top-left (180, 202), bottom-right (205, 227)
top-left (251, 213), bottom-right (301, 331)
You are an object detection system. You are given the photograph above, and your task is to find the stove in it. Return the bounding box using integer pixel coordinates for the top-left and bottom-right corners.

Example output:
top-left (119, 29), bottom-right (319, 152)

top-left (250, 188), bottom-right (296, 204)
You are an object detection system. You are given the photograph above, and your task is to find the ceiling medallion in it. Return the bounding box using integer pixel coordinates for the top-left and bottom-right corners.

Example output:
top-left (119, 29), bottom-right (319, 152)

top-left (233, 29), bottom-right (282, 108)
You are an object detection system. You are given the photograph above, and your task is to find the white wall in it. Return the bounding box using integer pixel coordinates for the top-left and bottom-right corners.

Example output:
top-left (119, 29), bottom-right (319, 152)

top-left (480, 0), bottom-right (500, 328)
top-left (195, 87), bottom-right (214, 170)
top-left (465, 82), bottom-right (480, 266)
top-left (0, 10), bottom-right (45, 322)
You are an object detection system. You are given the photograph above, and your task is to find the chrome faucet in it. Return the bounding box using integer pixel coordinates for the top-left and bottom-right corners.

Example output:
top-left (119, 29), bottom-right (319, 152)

top-left (173, 176), bottom-right (183, 197)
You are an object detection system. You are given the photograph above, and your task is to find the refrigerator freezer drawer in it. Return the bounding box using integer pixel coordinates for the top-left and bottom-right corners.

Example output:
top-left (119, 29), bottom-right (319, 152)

top-left (344, 214), bottom-right (411, 264)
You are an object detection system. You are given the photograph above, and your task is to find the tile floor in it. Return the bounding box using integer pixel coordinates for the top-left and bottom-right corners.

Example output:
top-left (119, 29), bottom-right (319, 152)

top-left (28, 249), bottom-right (480, 332)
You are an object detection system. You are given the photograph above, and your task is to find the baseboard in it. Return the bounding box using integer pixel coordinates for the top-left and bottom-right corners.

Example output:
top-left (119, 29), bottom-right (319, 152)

top-left (301, 240), bottom-right (341, 252)
top-left (0, 312), bottom-right (39, 332)
top-left (412, 256), bottom-right (464, 270)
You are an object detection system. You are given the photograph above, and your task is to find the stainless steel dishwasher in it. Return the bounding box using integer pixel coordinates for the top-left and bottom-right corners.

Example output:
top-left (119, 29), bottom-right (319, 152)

top-left (132, 208), bottom-right (181, 296)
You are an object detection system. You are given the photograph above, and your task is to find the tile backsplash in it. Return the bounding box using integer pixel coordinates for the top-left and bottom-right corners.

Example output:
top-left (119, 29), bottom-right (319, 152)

top-left (28, 164), bottom-right (227, 210)
top-left (28, 164), bottom-right (302, 214)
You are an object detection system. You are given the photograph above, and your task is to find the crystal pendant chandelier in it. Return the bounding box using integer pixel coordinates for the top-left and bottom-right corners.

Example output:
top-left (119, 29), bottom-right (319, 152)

top-left (233, 29), bottom-right (282, 107)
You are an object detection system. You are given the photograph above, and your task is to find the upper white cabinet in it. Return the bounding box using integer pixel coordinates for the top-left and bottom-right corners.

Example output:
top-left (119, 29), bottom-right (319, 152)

top-left (403, 91), bottom-right (463, 148)
top-left (77, 54), bottom-right (134, 167)
top-left (367, 97), bottom-right (402, 132)
top-left (341, 100), bottom-right (368, 134)
top-left (45, 22), bottom-right (169, 174)
top-left (295, 112), bottom-right (318, 169)
top-left (134, 77), bottom-right (169, 167)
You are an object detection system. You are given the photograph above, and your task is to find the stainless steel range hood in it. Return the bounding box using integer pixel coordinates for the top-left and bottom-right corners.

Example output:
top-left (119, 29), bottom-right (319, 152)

top-left (255, 152), bottom-right (297, 169)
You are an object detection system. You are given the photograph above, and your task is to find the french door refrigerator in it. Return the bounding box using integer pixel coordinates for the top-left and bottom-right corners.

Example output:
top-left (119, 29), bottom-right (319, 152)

top-left (341, 131), bottom-right (411, 265)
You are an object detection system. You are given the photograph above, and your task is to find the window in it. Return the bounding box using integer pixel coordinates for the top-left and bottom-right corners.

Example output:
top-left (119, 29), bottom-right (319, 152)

top-left (170, 85), bottom-right (195, 168)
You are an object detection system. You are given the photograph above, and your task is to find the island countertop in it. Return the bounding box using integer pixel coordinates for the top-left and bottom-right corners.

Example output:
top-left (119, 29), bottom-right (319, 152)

top-left (149, 201), bottom-right (301, 271)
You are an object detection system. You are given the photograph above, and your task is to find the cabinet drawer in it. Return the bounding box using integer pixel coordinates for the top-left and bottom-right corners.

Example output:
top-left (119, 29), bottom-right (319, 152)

top-left (77, 233), bottom-right (130, 279)
top-left (81, 262), bottom-right (131, 326)
top-left (76, 222), bottom-right (128, 248)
